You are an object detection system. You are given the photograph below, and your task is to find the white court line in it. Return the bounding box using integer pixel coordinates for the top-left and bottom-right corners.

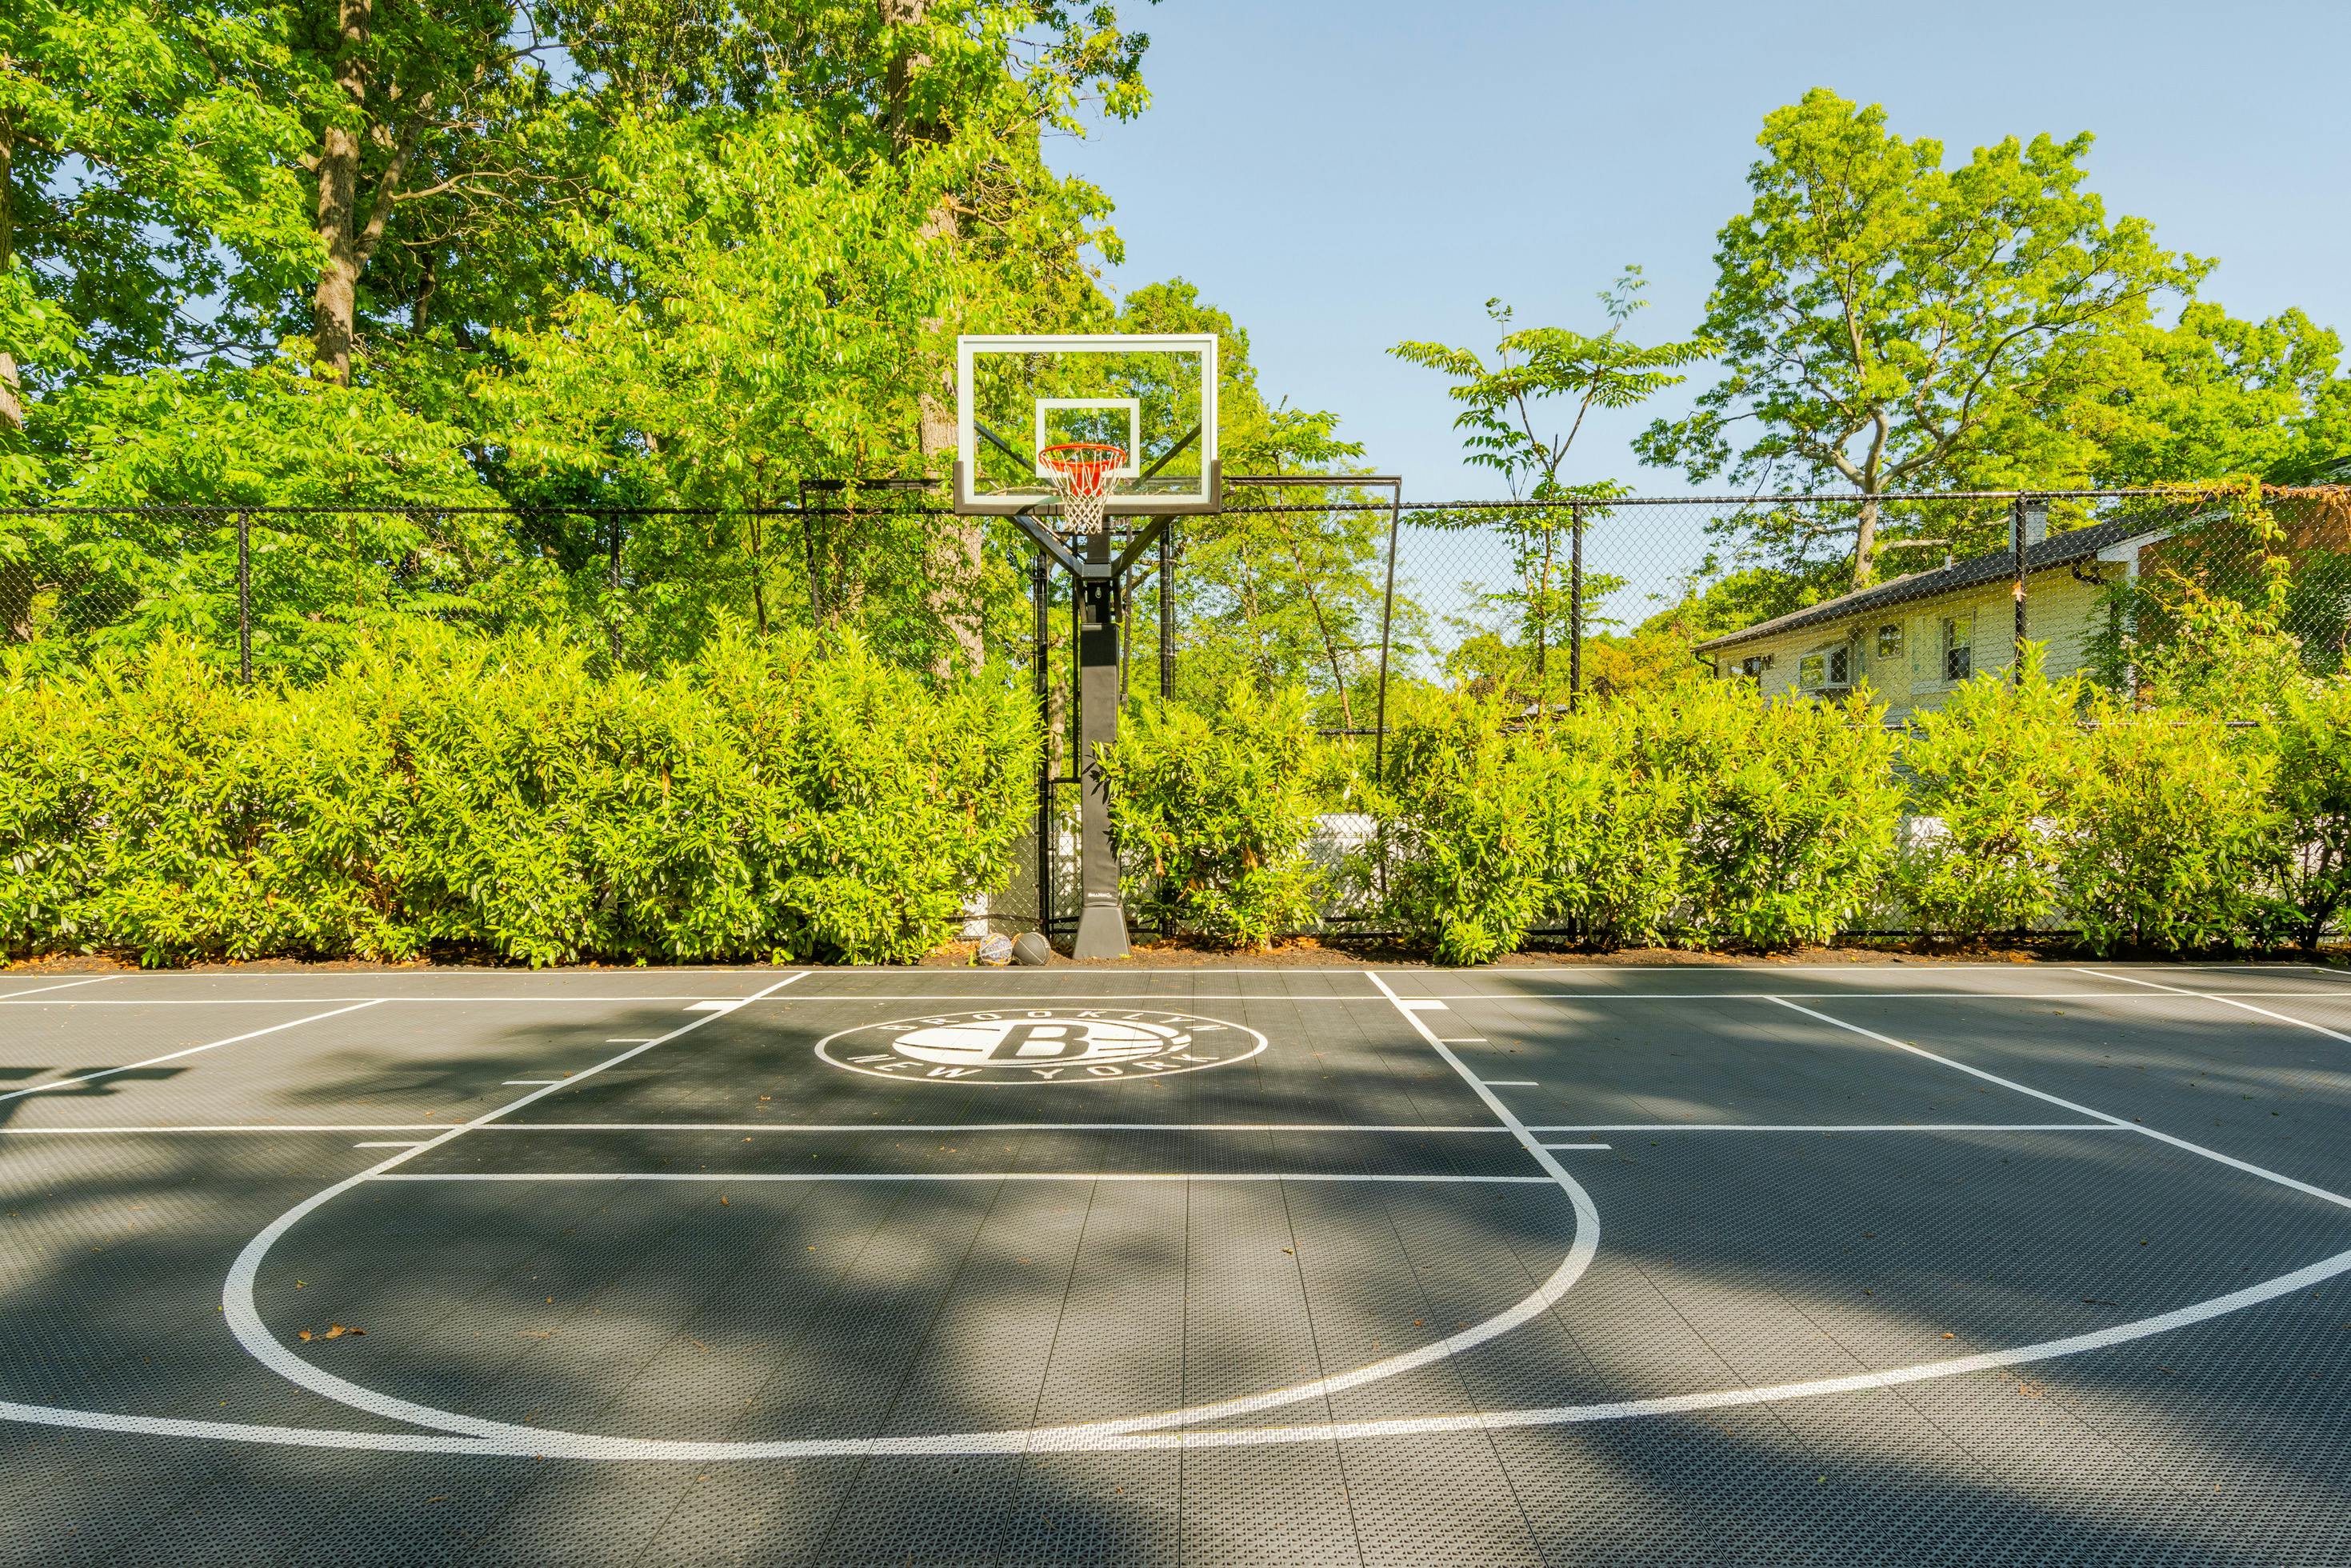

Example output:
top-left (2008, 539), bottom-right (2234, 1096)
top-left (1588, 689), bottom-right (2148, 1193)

top-left (1525, 1122), bottom-right (2124, 1134)
top-left (0, 1123), bottom-right (446, 1135)
top-left (11, 986), bottom-right (2335, 1007)
top-left (9, 970), bottom-right (2351, 1462)
top-left (494, 1122), bottom-right (1516, 1134)
top-left (1411, 988), bottom-right (2340, 1002)
top-left (0, 995), bottom-right (775, 1006)
top-left (0, 976), bottom-right (115, 1001)
top-left (367, 1170), bottom-right (1557, 1186)
top-left (502, 1079), bottom-right (565, 1086)
top-left (0, 1120), bottom-right (1521, 1137)
top-left (211, 972), bottom-right (814, 1440)
top-left (0, 1000), bottom-right (383, 1102)
top-left (1480, 1079), bottom-right (1537, 1086)
top-left (209, 968), bottom-right (1605, 1458)
top-left (1771, 997), bottom-right (2351, 1214)
top-left (352, 1142), bottom-right (424, 1149)
top-left (2079, 967), bottom-right (2351, 1046)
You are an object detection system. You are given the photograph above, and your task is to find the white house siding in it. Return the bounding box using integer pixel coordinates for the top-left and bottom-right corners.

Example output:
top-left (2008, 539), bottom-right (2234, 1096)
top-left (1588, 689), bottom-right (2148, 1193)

top-left (1717, 565), bottom-right (2121, 722)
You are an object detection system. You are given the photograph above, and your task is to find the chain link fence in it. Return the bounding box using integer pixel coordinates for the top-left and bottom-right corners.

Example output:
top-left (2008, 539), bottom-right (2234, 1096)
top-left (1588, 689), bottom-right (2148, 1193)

top-left (8, 484), bottom-right (2347, 938)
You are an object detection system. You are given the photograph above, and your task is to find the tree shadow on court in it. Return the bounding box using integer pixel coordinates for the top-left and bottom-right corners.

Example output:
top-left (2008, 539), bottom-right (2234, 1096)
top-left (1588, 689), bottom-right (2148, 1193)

top-left (5, 996), bottom-right (2350, 1562)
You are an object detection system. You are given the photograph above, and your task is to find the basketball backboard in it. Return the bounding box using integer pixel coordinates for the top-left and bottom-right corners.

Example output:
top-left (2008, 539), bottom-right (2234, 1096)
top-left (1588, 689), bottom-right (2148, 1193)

top-left (954, 334), bottom-right (1220, 517)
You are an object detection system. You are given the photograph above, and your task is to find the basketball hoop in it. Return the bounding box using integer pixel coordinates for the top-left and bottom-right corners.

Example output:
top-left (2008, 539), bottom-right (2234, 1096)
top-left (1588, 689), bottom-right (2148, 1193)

top-left (1038, 442), bottom-right (1127, 534)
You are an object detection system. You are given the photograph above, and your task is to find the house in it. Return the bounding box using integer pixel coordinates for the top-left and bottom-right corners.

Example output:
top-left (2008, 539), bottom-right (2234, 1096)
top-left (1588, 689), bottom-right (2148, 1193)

top-left (1693, 514), bottom-right (2176, 719)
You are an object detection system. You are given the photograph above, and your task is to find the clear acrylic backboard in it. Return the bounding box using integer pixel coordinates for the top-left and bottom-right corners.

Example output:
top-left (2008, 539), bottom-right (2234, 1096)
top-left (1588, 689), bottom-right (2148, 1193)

top-left (954, 334), bottom-right (1220, 517)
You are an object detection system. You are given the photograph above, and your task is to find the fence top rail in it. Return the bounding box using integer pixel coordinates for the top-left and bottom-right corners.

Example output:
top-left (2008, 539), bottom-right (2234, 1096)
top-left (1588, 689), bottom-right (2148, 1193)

top-left (1, 482), bottom-right (2335, 521)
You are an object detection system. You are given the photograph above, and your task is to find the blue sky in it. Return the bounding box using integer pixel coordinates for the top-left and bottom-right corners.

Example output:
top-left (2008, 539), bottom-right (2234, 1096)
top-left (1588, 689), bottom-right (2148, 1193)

top-left (1051, 0), bottom-right (2351, 509)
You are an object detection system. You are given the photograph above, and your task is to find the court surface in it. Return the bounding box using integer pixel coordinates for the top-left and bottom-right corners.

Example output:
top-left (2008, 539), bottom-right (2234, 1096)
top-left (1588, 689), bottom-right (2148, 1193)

top-left (4, 961), bottom-right (2350, 1566)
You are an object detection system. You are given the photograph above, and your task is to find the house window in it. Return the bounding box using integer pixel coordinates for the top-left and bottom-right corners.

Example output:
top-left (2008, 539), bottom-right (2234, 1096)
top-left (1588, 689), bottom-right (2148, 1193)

top-left (1737, 654), bottom-right (1766, 682)
top-left (1941, 614), bottom-right (1973, 682)
top-left (1877, 624), bottom-right (1903, 658)
top-left (1799, 645), bottom-right (1849, 690)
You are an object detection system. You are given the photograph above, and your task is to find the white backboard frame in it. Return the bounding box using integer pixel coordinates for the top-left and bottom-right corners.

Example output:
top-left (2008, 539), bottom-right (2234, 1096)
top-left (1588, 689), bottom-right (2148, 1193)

top-left (955, 333), bottom-right (1221, 517)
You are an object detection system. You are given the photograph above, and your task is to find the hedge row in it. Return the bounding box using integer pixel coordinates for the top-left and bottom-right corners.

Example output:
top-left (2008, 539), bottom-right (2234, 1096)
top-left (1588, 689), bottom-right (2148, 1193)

top-left (0, 630), bottom-right (1034, 966)
top-left (6, 641), bottom-right (2344, 967)
top-left (1105, 664), bottom-right (2351, 960)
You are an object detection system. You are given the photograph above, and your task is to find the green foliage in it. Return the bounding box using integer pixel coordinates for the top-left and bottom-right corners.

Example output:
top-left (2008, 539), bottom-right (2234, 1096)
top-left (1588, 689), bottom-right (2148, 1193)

top-left (1533, 714), bottom-right (1687, 948)
top-left (1365, 680), bottom-right (1892, 961)
top-left (1896, 650), bottom-right (2089, 940)
top-left (1362, 688), bottom-right (1550, 965)
top-left (0, 638), bottom-right (418, 962)
top-left (1393, 274), bottom-right (1707, 706)
top-left (2056, 708), bottom-right (2282, 955)
top-left (2094, 486), bottom-right (2345, 705)
top-left (0, 628), bottom-right (1034, 965)
top-left (2264, 682), bottom-right (2351, 950)
top-left (1098, 684), bottom-right (1324, 948)
top-left (1637, 88), bottom-right (2205, 587)
top-left (1628, 681), bottom-right (1902, 950)
top-left (1123, 281), bottom-right (1397, 729)
top-left (2057, 303), bottom-right (2351, 488)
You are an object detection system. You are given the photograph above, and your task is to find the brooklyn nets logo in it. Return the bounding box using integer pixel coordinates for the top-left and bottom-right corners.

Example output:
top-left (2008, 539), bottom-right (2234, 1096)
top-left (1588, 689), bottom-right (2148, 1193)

top-left (814, 1009), bottom-right (1266, 1085)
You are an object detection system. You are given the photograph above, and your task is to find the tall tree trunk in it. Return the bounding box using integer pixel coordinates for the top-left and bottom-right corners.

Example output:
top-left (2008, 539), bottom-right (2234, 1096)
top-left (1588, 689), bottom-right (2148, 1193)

top-left (883, 0), bottom-right (984, 677)
top-left (314, 0), bottom-right (372, 384)
top-left (1852, 492), bottom-right (1881, 590)
top-left (0, 122), bottom-right (24, 434)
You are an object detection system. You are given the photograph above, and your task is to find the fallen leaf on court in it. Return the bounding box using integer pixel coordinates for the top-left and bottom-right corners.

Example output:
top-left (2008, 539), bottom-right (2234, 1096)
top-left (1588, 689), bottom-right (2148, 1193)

top-left (1941, 1332), bottom-right (1955, 1339)
top-left (2018, 1382), bottom-right (2045, 1397)
top-left (720, 1195), bottom-right (730, 1206)
top-left (1281, 1246), bottom-right (1293, 1255)
top-left (298, 1330), bottom-right (311, 1341)
top-left (758, 1095), bottom-right (771, 1102)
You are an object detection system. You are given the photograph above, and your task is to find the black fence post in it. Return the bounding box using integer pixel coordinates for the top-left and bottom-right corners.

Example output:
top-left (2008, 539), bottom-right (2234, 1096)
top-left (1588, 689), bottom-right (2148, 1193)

top-left (2011, 495), bottom-right (2036, 686)
top-left (1032, 553), bottom-right (1052, 938)
top-left (1569, 502), bottom-right (1585, 712)
top-left (1372, 485), bottom-right (1401, 777)
top-left (235, 510), bottom-right (252, 686)
top-left (1158, 520), bottom-right (1174, 701)
top-left (608, 511), bottom-right (624, 663)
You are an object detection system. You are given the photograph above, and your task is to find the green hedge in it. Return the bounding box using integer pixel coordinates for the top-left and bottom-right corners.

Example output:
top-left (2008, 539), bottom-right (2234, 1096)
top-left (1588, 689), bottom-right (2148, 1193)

top-left (0, 628), bottom-right (1034, 965)
top-left (8, 634), bottom-right (2341, 968)
top-left (1365, 681), bottom-right (1901, 961)
top-left (1098, 683), bottom-right (1326, 948)
top-left (1365, 670), bottom-right (2339, 962)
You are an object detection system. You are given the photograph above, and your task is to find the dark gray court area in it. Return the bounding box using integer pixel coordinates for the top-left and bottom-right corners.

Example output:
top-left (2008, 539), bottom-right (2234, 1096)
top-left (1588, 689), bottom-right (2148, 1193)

top-left (4, 960), bottom-right (2351, 1566)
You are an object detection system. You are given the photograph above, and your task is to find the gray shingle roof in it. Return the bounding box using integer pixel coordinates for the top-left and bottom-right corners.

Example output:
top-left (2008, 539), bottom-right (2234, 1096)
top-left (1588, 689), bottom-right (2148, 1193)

top-left (1691, 516), bottom-right (2169, 654)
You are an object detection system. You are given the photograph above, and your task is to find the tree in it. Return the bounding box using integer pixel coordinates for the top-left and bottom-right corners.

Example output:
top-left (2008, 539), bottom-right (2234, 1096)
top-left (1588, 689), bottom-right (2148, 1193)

top-left (1393, 270), bottom-right (1707, 700)
top-left (0, 2), bottom-right (317, 426)
top-left (2057, 302), bottom-right (2351, 486)
top-left (1637, 89), bottom-right (2204, 589)
top-left (1118, 280), bottom-right (1395, 728)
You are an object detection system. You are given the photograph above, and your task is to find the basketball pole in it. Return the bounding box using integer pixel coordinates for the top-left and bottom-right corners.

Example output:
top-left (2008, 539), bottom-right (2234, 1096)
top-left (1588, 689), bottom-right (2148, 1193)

top-left (1071, 524), bottom-right (1130, 960)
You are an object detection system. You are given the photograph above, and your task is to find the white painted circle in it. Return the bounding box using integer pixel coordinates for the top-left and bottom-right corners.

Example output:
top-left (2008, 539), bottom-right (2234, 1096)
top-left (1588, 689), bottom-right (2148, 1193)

top-left (814, 1009), bottom-right (1267, 1085)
